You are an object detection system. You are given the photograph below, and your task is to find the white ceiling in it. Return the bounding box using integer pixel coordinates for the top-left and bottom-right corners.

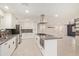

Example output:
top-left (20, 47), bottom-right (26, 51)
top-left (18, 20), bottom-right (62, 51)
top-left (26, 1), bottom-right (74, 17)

top-left (0, 3), bottom-right (79, 23)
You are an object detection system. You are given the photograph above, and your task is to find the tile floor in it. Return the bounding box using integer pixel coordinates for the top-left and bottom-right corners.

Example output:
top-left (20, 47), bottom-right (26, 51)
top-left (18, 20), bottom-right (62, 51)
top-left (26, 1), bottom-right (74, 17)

top-left (12, 37), bottom-right (79, 56)
top-left (12, 39), bottom-right (42, 56)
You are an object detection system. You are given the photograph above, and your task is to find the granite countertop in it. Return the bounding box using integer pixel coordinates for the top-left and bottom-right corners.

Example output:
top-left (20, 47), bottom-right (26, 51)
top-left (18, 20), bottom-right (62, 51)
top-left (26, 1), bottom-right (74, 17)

top-left (0, 34), bottom-right (17, 45)
top-left (40, 35), bottom-right (63, 40)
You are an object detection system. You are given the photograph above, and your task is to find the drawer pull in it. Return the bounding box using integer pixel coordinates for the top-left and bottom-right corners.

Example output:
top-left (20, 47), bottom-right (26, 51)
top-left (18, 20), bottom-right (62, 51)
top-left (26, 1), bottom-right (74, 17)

top-left (8, 45), bottom-right (10, 48)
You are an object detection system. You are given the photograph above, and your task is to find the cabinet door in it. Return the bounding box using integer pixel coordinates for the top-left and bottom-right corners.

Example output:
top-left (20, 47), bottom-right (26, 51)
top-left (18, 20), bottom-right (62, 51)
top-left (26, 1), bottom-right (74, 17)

top-left (4, 13), bottom-right (12, 29)
top-left (0, 9), bottom-right (4, 29)
top-left (0, 16), bottom-right (5, 29)
top-left (45, 40), bottom-right (57, 56)
top-left (8, 40), bottom-right (13, 55)
top-left (0, 37), bottom-right (16, 56)
top-left (2, 13), bottom-right (16, 29)
top-left (8, 37), bottom-right (16, 55)
top-left (1, 42), bottom-right (10, 56)
top-left (11, 37), bottom-right (16, 52)
top-left (36, 36), bottom-right (40, 46)
top-left (12, 16), bottom-right (17, 29)
top-left (38, 24), bottom-right (47, 33)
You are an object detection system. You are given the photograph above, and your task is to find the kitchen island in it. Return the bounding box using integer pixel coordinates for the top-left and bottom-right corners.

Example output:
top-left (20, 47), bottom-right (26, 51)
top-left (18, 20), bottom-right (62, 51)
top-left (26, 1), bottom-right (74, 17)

top-left (37, 34), bottom-right (62, 56)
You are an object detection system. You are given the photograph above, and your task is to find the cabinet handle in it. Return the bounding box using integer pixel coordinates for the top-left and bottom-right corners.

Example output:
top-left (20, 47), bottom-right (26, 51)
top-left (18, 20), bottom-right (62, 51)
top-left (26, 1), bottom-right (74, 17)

top-left (8, 45), bottom-right (10, 48)
top-left (13, 41), bottom-right (14, 44)
top-left (36, 38), bottom-right (37, 40)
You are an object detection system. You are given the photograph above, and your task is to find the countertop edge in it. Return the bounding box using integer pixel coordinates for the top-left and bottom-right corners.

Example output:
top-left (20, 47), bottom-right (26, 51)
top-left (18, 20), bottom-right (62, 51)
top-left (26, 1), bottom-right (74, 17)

top-left (0, 34), bottom-right (18, 45)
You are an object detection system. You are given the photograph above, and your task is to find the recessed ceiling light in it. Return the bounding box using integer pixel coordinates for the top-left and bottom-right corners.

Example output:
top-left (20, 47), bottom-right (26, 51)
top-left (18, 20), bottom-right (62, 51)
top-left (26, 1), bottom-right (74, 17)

top-left (25, 10), bottom-right (29, 13)
top-left (4, 6), bottom-right (9, 9)
top-left (54, 14), bottom-right (59, 17)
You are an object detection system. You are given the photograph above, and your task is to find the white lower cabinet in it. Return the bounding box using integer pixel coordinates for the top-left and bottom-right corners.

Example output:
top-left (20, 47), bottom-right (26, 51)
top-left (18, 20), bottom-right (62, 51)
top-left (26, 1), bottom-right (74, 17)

top-left (8, 37), bottom-right (16, 55)
top-left (44, 40), bottom-right (57, 56)
top-left (38, 39), bottom-right (57, 56)
top-left (37, 38), bottom-right (61, 56)
top-left (36, 36), bottom-right (40, 46)
top-left (0, 36), bottom-right (16, 56)
top-left (0, 41), bottom-right (10, 56)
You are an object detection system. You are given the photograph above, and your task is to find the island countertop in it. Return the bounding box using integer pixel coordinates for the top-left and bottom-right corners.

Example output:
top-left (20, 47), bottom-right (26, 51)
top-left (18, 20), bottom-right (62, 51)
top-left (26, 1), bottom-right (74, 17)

top-left (40, 34), bottom-right (63, 40)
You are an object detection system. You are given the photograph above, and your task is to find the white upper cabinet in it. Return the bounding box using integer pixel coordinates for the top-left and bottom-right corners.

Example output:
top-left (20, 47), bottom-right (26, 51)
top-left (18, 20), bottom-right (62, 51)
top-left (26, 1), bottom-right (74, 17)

top-left (1, 13), bottom-right (17, 29)
top-left (0, 17), bottom-right (1, 29)
top-left (0, 8), bottom-right (17, 29)
top-left (0, 9), bottom-right (4, 29)
top-left (0, 9), bottom-right (4, 16)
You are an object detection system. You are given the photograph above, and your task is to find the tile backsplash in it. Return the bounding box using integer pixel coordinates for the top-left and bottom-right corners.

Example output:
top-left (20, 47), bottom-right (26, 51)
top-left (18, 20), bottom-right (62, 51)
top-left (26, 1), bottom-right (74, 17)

top-left (21, 29), bottom-right (33, 33)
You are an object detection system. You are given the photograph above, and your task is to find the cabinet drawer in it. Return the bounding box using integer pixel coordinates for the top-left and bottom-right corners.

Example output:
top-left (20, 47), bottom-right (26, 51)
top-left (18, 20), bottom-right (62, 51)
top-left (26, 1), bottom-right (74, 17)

top-left (8, 37), bottom-right (16, 55)
top-left (0, 37), bottom-right (16, 56)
